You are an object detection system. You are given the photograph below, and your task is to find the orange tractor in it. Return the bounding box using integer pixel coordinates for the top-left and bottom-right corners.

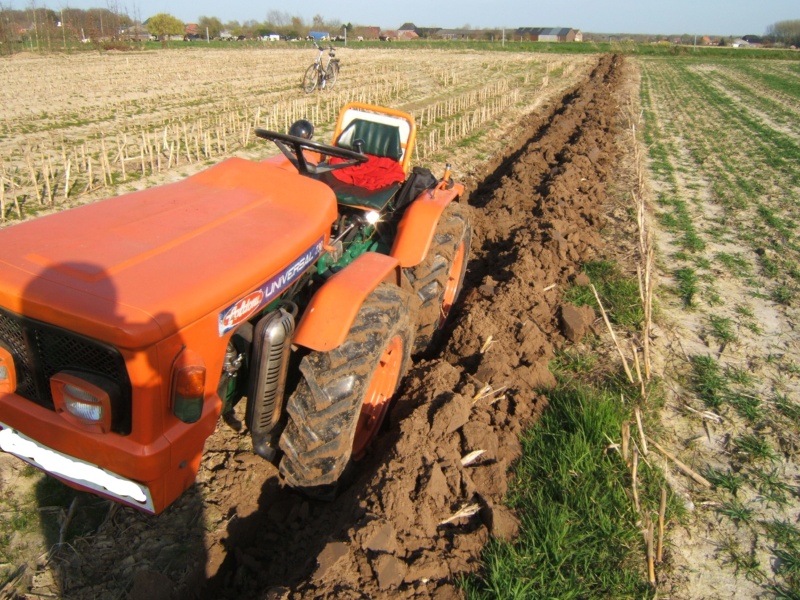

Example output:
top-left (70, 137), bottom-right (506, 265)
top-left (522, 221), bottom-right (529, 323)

top-left (0, 102), bottom-right (471, 513)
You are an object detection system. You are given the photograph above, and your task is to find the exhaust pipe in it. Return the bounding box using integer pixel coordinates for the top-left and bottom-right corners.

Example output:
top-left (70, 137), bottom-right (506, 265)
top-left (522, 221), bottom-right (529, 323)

top-left (246, 304), bottom-right (296, 461)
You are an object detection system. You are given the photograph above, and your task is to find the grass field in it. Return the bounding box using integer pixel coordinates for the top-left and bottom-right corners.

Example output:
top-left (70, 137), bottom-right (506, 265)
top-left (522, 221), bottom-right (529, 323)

top-left (634, 54), bottom-right (800, 596)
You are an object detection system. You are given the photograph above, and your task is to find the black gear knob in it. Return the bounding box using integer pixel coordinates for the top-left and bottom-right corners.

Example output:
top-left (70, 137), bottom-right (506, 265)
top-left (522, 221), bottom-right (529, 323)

top-left (288, 119), bottom-right (314, 140)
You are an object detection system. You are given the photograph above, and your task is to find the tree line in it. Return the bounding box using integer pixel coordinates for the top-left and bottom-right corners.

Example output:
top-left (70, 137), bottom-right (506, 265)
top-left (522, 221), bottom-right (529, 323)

top-left (0, 5), bottom-right (354, 49)
top-left (0, 6), bottom-right (134, 50)
top-left (766, 19), bottom-right (800, 47)
top-left (159, 11), bottom-right (351, 41)
top-left (2, 5), bottom-right (798, 50)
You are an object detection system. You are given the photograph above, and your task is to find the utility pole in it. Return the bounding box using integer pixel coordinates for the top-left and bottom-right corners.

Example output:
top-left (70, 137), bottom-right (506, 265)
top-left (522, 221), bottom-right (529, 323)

top-left (60, 9), bottom-right (66, 50)
top-left (30, 1), bottom-right (39, 51)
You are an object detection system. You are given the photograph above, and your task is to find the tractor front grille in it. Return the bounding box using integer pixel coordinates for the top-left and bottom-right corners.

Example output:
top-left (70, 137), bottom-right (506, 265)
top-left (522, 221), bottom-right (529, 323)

top-left (0, 307), bottom-right (132, 434)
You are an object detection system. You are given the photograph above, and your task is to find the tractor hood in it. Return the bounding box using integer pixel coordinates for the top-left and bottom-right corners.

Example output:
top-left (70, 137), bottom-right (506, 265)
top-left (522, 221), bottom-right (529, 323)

top-left (0, 158), bottom-right (337, 349)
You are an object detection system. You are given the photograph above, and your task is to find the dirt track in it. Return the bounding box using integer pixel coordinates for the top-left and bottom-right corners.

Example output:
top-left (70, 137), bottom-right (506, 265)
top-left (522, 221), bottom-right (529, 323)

top-left (31, 54), bottom-right (626, 600)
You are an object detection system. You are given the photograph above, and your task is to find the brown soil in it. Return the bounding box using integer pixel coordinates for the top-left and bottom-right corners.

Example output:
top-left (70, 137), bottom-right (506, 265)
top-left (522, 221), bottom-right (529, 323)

top-left (23, 54), bottom-right (626, 600)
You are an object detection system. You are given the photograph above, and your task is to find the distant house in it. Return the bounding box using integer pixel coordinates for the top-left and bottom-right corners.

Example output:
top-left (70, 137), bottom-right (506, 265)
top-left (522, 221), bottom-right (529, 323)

top-left (11, 24), bottom-right (26, 42)
top-left (120, 25), bottom-right (149, 42)
top-left (183, 23), bottom-right (200, 41)
top-left (382, 23), bottom-right (437, 40)
top-left (398, 22), bottom-right (418, 35)
top-left (308, 31), bottom-right (330, 41)
top-left (515, 27), bottom-right (582, 42)
top-left (435, 28), bottom-right (477, 40)
top-left (397, 30), bottom-right (419, 41)
top-left (354, 26), bottom-right (380, 40)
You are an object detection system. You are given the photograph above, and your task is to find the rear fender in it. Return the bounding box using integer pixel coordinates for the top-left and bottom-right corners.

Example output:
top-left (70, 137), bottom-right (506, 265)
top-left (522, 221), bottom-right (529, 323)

top-left (293, 252), bottom-right (401, 352)
top-left (390, 183), bottom-right (465, 268)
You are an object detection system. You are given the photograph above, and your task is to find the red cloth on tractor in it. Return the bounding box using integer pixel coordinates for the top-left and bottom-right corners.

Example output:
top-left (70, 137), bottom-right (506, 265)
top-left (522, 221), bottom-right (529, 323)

top-left (329, 154), bottom-right (405, 191)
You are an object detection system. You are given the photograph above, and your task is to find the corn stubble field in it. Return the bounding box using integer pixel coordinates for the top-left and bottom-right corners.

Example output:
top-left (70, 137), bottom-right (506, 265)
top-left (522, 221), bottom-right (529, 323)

top-left (2, 43), bottom-right (800, 599)
top-left (0, 48), bottom-right (585, 222)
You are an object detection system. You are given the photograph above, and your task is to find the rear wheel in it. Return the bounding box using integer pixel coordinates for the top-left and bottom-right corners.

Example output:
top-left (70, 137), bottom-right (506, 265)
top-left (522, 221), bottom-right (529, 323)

top-left (278, 284), bottom-right (413, 491)
top-left (302, 64), bottom-right (318, 93)
top-left (406, 201), bottom-right (472, 354)
top-left (325, 63), bottom-right (337, 89)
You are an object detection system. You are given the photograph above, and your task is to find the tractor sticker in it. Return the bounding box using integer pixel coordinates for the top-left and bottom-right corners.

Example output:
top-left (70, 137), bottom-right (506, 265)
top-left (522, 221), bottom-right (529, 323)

top-left (220, 291), bottom-right (264, 332)
top-left (218, 237), bottom-right (324, 336)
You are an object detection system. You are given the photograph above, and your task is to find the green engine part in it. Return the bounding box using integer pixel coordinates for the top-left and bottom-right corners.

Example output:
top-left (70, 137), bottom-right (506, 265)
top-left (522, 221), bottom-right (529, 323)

top-left (316, 224), bottom-right (390, 275)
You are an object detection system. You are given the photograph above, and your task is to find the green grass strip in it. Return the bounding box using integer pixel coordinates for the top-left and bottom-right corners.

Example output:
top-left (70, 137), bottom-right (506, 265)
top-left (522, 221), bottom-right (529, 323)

top-left (465, 384), bottom-right (664, 599)
top-left (564, 261), bottom-right (644, 329)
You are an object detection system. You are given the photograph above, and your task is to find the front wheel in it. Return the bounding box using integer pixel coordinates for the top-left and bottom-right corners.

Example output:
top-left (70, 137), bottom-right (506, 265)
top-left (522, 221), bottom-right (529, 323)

top-left (302, 64), bottom-right (318, 93)
top-left (406, 201), bottom-right (472, 354)
top-left (278, 284), bottom-right (414, 492)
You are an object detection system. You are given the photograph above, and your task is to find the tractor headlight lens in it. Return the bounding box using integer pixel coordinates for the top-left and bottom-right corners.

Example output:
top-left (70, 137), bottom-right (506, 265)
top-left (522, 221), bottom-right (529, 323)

top-left (63, 383), bottom-right (104, 421)
top-left (51, 371), bottom-right (118, 434)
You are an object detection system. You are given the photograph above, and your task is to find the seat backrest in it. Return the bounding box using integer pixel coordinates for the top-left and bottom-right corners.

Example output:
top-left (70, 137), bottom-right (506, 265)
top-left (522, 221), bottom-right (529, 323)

top-left (332, 103), bottom-right (416, 174)
top-left (335, 119), bottom-right (402, 161)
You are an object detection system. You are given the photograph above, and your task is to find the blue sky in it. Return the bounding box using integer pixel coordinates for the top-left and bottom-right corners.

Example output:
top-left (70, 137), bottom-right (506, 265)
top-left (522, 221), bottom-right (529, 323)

top-left (13, 0), bottom-right (796, 35)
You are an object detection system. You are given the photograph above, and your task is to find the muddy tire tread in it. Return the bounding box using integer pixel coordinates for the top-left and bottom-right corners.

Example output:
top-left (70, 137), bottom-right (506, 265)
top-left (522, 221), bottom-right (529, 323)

top-left (405, 201), bottom-right (472, 354)
top-left (278, 284), bottom-right (413, 489)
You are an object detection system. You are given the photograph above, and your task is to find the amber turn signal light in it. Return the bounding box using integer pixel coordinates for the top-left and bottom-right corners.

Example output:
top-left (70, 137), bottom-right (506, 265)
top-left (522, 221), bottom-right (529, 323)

top-left (0, 346), bottom-right (15, 393)
top-left (171, 349), bottom-right (206, 424)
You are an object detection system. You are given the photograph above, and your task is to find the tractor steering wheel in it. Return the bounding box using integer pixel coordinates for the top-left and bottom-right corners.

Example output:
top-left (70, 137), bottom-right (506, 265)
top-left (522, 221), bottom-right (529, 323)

top-left (255, 129), bottom-right (368, 175)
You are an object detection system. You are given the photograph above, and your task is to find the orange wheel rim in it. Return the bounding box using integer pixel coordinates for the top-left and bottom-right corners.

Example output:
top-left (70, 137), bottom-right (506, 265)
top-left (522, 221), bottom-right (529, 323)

top-left (439, 240), bottom-right (466, 329)
top-left (352, 334), bottom-right (404, 460)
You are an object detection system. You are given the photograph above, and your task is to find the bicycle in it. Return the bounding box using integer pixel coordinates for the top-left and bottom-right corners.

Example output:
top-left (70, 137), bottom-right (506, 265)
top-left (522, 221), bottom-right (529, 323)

top-left (302, 41), bottom-right (339, 93)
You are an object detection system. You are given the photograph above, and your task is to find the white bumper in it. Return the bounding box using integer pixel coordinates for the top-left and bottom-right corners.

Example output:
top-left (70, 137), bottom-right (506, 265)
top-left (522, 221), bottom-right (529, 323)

top-left (0, 423), bottom-right (154, 514)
